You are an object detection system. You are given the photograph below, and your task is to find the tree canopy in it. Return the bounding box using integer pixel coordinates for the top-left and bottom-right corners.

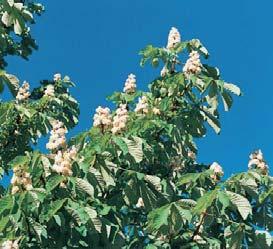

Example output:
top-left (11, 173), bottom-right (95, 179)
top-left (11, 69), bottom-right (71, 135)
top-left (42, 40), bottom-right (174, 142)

top-left (0, 1), bottom-right (272, 248)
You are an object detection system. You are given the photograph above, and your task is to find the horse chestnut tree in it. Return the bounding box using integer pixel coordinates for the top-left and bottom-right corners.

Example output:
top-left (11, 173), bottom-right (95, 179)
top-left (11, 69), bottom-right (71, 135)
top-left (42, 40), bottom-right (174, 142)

top-left (0, 1), bottom-right (272, 248)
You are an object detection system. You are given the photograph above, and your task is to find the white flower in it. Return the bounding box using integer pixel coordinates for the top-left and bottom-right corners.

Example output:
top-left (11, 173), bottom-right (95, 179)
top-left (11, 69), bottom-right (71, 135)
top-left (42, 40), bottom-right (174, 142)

top-left (46, 120), bottom-right (67, 151)
top-left (93, 106), bottom-right (112, 129)
top-left (167, 27), bottom-right (181, 49)
top-left (160, 66), bottom-right (169, 77)
top-left (183, 51), bottom-right (202, 76)
top-left (111, 104), bottom-right (129, 134)
top-left (248, 150), bottom-right (268, 174)
top-left (1, 240), bottom-right (19, 249)
top-left (187, 151), bottom-right (196, 160)
top-left (54, 73), bottom-right (62, 81)
top-left (123, 74), bottom-right (136, 94)
top-left (210, 162), bottom-right (224, 180)
top-left (16, 81), bottom-right (30, 101)
top-left (44, 84), bottom-right (55, 97)
top-left (136, 197), bottom-right (144, 208)
top-left (135, 96), bottom-right (149, 114)
top-left (11, 167), bottom-right (33, 195)
top-left (11, 186), bottom-right (20, 195)
top-left (52, 146), bottom-right (77, 176)
top-left (152, 107), bottom-right (160, 115)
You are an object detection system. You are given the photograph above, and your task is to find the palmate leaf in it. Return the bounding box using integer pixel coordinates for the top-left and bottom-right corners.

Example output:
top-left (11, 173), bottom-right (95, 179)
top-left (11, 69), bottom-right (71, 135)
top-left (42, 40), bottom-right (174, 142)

top-left (226, 191), bottom-right (252, 220)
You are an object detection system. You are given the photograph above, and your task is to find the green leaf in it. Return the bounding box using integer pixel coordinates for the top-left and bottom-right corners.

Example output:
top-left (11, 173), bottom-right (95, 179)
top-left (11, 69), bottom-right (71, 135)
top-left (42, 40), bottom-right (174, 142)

top-left (0, 103), bottom-right (13, 125)
top-left (226, 191), bottom-right (252, 220)
top-left (75, 178), bottom-right (94, 198)
top-left (112, 136), bottom-right (129, 155)
top-left (221, 90), bottom-right (233, 111)
top-left (46, 175), bottom-right (65, 192)
top-left (193, 188), bottom-right (219, 215)
top-left (177, 172), bottom-right (201, 186)
top-left (147, 204), bottom-right (171, 232)
top-left (4, 73), bottom-right (19, 97)
top-left (224, 83), bottom-right (241, 96)
top-left (85, 206), bottom-right (102, 233)
top-left (254, 231), bottom-right (272, 249)
top-left (0, 196), bottom-right (13, 215)
top-left (43, 199), bottom-right (67, 222)
top-left (122, 136), bottom-right (143, 163)
top-left (0, 216), bottom-right (9, 232)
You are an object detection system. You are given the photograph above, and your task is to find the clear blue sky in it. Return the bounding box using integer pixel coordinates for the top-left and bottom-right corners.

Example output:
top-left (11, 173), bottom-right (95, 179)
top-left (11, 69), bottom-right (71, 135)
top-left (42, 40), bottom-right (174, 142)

top-left (6, 0), bottom-right (273, 178)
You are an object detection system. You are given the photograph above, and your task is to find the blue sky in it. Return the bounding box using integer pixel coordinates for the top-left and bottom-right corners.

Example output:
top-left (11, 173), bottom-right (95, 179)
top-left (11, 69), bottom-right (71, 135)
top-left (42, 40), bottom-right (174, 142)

top-left (6, 0), bottom-right (273, 178)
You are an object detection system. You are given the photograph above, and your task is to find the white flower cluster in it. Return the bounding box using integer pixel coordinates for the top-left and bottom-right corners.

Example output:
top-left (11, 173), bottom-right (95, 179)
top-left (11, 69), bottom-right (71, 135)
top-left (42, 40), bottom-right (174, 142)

top-left (16, 81), bottom-right (30, 101)
top-left (248, 150), bottom-right (268, 174)
top-left (44, 84), bottom-right (55, 97)
top-left (210, 162), bottom-right (224, 181)
top-left (54, 73), bottom-right (62, 81)
top-left (111, 104), bottom-right (129, 134)
top-left (11, 166), bottom-right (33, 195)
top-left (123, 74), bottom-right (136, 94)
top-left (93, 106), bottom-right (112, 130)
top-left (167, 27), bottom-right (181, 49)
top-left (52, 146), bottom-right (77, 176)
top-left (1, 240), bottom-right (19, 249)
top-left (135, 96), bottom-right (149, 114)
top-left (46, 120), bottom-right (67, 151)
top-left (183, 51), bottom-right (202, 76)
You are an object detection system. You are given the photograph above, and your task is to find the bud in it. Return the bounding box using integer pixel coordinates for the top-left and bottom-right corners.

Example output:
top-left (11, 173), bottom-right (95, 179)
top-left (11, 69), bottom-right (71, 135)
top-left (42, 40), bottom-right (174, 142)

top-left (54, 73), bottom-right (62, 81)
top-left (136, 197), bottom-right (144, 208)
top-left (187, 151), bottom-right (196, 160)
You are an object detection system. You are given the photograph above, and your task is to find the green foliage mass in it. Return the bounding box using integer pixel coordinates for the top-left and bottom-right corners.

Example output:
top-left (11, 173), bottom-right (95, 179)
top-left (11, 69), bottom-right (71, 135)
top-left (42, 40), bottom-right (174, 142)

top-left (0, 1), bottom-right (272, 248)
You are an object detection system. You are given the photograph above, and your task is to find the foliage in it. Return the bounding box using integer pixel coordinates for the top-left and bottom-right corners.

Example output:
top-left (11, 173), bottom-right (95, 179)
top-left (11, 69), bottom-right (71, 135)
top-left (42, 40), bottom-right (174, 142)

top-left (0, 2), bottom-right (272, 249)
